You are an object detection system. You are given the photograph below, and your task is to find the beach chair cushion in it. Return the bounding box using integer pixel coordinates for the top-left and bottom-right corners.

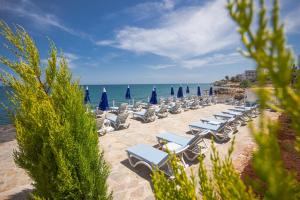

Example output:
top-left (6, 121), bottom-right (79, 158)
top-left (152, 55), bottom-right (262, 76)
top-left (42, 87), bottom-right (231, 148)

top-left (189, 121), bottom-right (220, 131)
top-left (214, 113), bottom-right (234, 119)
top-left (126, 144), bottom-right (168, 167)
top-left (157, 132), bottom-right (191, 146)
top-left (106, 114), bottom-right (117, 122)
top-left (133, 110), bottom-right (147, 116)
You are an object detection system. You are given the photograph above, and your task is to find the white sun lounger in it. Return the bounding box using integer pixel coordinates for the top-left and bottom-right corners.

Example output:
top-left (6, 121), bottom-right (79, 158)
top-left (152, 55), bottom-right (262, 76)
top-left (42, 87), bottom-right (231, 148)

top-left (126, 144), bottom-right (186, 177)
top-left (156, 132), bottom-right (208, 164)
top-left (189, 121), bottom-right (233, 142)
top-left (200, 117), bottom-right (227, 125)
top-left (133, 108), bottom-right (156, 122)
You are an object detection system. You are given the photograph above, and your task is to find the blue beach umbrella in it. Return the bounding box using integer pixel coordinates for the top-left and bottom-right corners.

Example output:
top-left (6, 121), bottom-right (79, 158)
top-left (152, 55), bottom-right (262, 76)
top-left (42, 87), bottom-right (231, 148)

top-left (171, 86), bottom-right (174, 96)
top-left (99, 87), bottom-right (109, 111)
top-left (177, 86), bottom-right (184, 98)
top-left (186, 86), bottom-right (190, 94)
top-left (197, 86), bottom-right (201, 96)
top-left (84, 86), bottom-right (91, 104)
top-left (209, 87), bottom-right (213, 96)
top-left (125, 85), bottom-right (131, 100)
top-left (149, 87), bottom-right (158, 104)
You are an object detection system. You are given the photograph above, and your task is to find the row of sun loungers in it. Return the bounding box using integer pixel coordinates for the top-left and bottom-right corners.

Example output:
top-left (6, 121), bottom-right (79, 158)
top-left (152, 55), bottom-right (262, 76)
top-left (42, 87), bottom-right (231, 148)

top-left (126, 104), bottom-right (258, 177)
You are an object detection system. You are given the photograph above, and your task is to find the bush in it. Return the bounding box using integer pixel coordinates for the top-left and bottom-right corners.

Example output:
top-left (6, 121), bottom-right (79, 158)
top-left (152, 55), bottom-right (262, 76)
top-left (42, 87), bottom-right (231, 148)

top-left (240, 80), bottom-right (251, 88)
top-left (0, 21), bottom-right (112, 199)
top-left (152, 0), bottom-right (300, 199)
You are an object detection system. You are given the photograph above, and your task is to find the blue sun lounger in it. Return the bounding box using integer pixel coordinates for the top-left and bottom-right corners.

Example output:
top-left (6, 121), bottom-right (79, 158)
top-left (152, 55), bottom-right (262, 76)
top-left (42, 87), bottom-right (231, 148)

top-left (126, 144), bottom-right (186, 177)
top-left (156, 132), bottom-right (208, 163)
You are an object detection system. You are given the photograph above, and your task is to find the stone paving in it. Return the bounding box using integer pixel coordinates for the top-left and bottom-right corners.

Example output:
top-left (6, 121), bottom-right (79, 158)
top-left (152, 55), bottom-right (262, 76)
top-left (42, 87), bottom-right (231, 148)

top-left (0, 104), bottom-right (273, 199)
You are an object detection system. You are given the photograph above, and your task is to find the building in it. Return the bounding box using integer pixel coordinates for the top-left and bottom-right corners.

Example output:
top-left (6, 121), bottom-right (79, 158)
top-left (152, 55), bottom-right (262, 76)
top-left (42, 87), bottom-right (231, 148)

top-left (244, 70), bottom-right (257, 81)
top-left (235, 73), bottom-right (245, 81)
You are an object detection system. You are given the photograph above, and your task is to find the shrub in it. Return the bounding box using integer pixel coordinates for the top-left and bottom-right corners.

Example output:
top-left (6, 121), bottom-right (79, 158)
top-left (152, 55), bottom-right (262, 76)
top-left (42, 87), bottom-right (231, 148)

top-left (152, 0), bottom-right (300, 199)
top-left (0, 21), bottom-right (112, 199)
top-left (240, 80), bottom-right (251, 88)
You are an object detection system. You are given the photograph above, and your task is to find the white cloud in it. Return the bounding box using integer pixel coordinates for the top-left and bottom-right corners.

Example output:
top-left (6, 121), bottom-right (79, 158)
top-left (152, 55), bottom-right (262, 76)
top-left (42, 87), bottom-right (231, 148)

top-left (97, 0), bottom-right (238, 63)
top-left (124, 0), bottom-right (176, 20)
top-left (0, 0), bottom-right (92, 40)
top-left (284, 5), bottom-right (300, 34)
top-left (148, 64), bottom-right (176, 70)
top-left (95, 40), bottom-right (116, 46)
top-left (180, 52), bottom-right (248, 69)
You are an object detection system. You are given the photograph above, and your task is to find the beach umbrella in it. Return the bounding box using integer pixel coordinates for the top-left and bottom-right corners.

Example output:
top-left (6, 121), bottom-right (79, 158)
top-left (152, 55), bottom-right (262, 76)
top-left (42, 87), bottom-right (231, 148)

top-left (149, 87), bottom-right (158, 104)
top-left (99, 87), bottom-right (109, 111)
top-left (197, 86), bottom-right (201, 96)
top-left (125, 85), bottom-right (131, 99)
top-left (84, 86), bottom-right (91, 104)
top-left (186, 86), bottom-right (190, 94)
top-left (209, 87), bottom-right (213, 96)
top-left (171, 86), bottom-right (174, 96)
top-left (177, 86), bottom-right (184, 98)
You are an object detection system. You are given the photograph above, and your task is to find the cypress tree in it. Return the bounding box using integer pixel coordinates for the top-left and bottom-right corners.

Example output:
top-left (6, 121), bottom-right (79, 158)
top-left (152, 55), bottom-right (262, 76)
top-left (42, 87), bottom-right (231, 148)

top-left (0, 21), bottom-right (112, 199)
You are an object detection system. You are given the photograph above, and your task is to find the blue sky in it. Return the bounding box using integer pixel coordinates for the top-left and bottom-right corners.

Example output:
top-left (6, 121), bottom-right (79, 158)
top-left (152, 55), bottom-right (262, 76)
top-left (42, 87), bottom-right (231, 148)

top-left (0, 0), bottom-right (300, 84)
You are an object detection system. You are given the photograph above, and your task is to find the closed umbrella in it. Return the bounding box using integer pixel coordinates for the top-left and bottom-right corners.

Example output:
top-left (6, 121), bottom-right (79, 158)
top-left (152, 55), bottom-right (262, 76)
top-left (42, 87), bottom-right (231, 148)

top-left (197, 86), bottom-right (201, 96)
top-left (149, 87), bottom-right (158, 104)
top-left (186, 86), bottom-right (190, 94)
top-left (99, 87), bottom-right (109, 111)
top-left (209, 87), bottom-right (213, 96)
top-left (84, 86), bottom-right (91, 104)
top-left (177, 86), bottom-right (183, 98)
top-left (125, 85), bottom-right (131, 99)
top-left (171, 86), bottom-right (174, 96)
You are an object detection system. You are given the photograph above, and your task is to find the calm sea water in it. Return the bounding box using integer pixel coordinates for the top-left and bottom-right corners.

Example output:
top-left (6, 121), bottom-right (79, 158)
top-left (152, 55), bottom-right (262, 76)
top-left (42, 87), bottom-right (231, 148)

top-left (0, 83), bottom-right (212, 125)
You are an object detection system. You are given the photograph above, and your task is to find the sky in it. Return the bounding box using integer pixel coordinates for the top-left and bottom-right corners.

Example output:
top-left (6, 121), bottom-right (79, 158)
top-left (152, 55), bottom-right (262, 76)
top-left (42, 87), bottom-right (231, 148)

top-left (0, 0), bottom-right (300, 84)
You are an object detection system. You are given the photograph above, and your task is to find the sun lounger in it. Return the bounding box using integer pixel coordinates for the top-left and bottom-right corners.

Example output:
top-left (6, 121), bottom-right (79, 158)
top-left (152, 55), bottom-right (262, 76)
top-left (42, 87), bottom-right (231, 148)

top-left (110, 103), bottom-right (128, 114)
top-left (133, 108), bottom-right (156, 122)
top-left (126, 144), bottom-right (186, 177)
top-left (189, 121), bottom-right (233, 142)
top-left (96, 117), bottom-right (114, 136)
top-left (106, 112), bottom-right (130, 130)
top-left (189, 100), bottom-right (200, 109)
top-left (156, 132), bottom-right (208, 164)
top-left (155, 104), bottom-right (168, 118)
top-left (169, 103), bottom-right (181, 114)
top-left (200, 117), bottom-right (227, 125)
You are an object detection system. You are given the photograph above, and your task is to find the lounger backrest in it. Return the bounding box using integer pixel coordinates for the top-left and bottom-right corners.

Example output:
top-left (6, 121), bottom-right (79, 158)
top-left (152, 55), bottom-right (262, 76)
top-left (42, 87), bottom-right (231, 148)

top-left (116, 112), bottom-right (129, 124)
top-left (119, 103), bottom-right (128, 113)
top-left (96, 118), bottom-right (105, 129)
top-left (158, 104), bottom-right (167, 113)
top-left (145, 108), bottom-right (155, 117)
top-left (187, 135), bottom-right (203, 146)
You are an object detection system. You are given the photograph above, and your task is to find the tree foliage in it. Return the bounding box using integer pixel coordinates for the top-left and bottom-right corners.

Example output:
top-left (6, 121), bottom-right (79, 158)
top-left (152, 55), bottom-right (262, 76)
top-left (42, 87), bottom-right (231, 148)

top-left (152, 0), bottom-right (300, 199)
top-left (240, 80), bottom-right (251, 88)
top-left (0, 21), bottom-right (112, 199)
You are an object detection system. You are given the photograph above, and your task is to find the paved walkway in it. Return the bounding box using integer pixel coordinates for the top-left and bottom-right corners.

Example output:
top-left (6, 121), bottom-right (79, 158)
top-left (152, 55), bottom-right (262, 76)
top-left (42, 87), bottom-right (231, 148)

top-left (0, 104), bottom-right (269, 199)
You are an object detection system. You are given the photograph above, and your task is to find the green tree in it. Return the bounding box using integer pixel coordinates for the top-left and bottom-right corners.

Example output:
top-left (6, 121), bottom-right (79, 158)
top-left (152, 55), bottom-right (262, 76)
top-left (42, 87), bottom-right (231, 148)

top-left (0, 21), bottom-right (112, 199)
top-left (240, 80), bottom-right (251, 88)
top-left (152, 0), bottom-right (300, 199)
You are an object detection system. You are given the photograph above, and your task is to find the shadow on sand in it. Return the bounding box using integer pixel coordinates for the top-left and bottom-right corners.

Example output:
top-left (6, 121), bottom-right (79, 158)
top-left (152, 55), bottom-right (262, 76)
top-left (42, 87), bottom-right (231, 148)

top-left (6, 189), bottom-right (32, 200)
top-left (0, 125), bottom-right (16, 143)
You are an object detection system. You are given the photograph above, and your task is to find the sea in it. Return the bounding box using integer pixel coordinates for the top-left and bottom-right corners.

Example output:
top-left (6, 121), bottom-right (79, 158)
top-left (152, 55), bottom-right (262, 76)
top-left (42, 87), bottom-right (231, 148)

top-left (0, 83), bottom-right (212, 125)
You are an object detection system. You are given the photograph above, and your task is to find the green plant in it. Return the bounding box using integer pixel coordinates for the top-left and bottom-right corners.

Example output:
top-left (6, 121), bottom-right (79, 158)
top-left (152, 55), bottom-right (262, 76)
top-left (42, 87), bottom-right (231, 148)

top-left (240, 80), bottom-right (251, 88)
top-left (0, 21), bottom-right (112, 199)
top-left (152, 0), bottom-right (300, 199)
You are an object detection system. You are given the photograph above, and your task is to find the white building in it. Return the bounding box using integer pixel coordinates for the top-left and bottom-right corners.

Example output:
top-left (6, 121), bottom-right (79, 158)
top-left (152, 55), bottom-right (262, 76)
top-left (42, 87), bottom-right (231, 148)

top-left (244, 70), bottom-right (257, 81)
top-left (236, 73), bottom-right (245, 81)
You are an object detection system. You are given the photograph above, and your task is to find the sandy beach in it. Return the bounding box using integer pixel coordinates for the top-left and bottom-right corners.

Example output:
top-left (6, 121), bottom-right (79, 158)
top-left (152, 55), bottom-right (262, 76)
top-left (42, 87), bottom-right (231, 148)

top-left (0, 104), bottom-right (278, 200)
